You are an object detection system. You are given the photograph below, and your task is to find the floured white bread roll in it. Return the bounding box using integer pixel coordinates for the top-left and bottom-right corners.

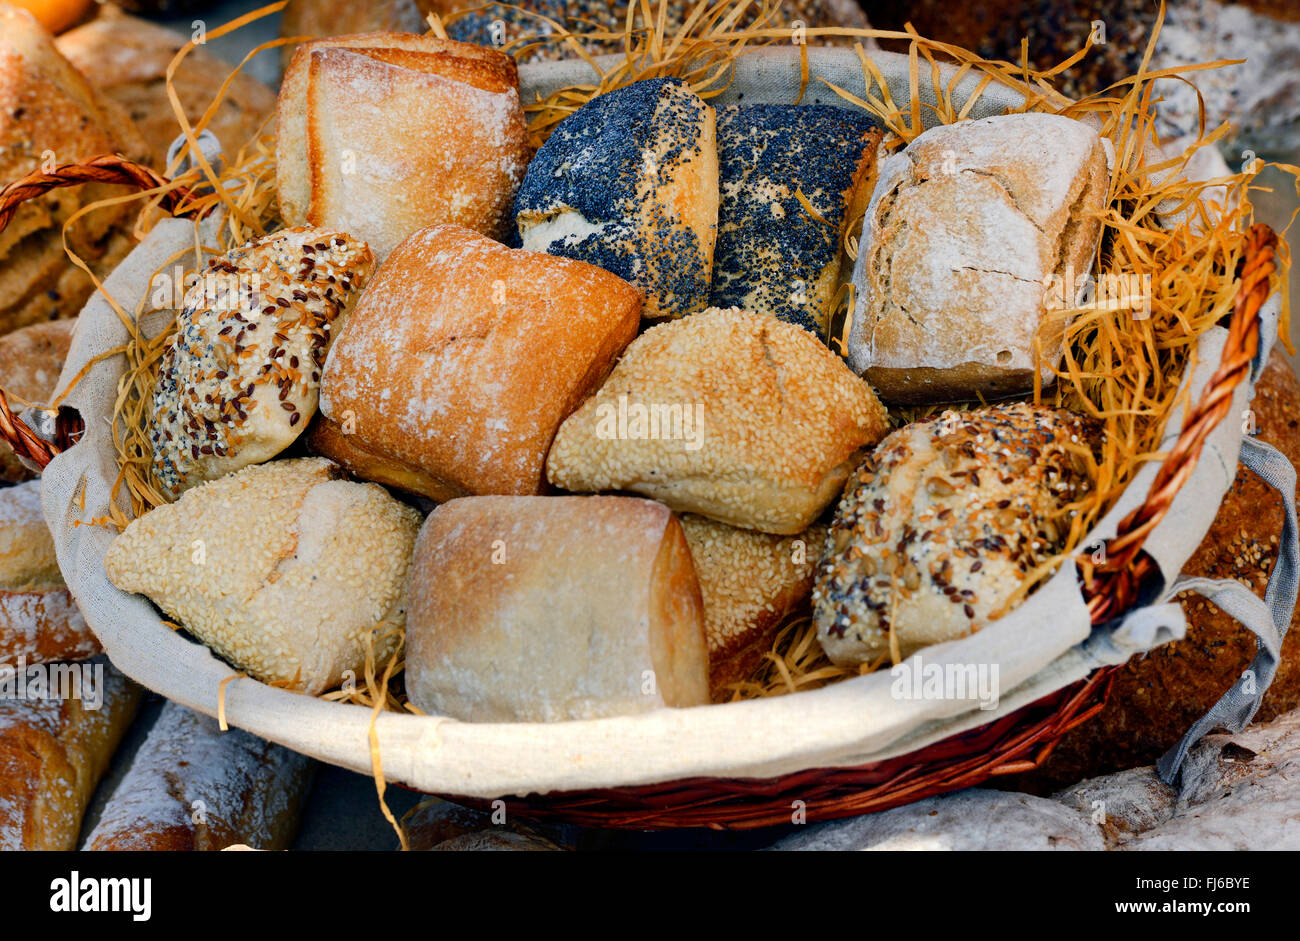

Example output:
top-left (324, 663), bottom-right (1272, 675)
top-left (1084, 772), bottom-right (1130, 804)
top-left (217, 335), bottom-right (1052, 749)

top-left (405, 495), bottom-right (709, 722)
top-left (847, 113), bottom-right (1108, 403)
top-left (0, 480), bottom-right (99, 665)
top-left (277, 32), bottom-right (528, 261)
top-left (514, 77), bottom-right (719, 319)
top-left (547, 307), bottom-right (890, 535)
top-left (104, 458), bottom-right (422, 695)
top-left (148, 227), bottom-right (374, 497)
top-left (814, 403), bottom-right (1096, 666)
top-left (316, 223), bottom-right (641, 501)
top-left (680, 514), bottom-right (826, 701)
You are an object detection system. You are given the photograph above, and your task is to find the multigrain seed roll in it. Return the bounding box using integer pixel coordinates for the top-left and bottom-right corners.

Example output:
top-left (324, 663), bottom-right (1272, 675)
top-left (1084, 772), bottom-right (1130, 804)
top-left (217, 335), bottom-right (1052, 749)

top-left (316, 223), bottom-right (641, 501)
top-left (405, 495), bottom-right (709, 722)
top-left (710, 104), bottom-right (882, 335)
top-left (277, 33), bottom-right (529, 260)
top-left (0, 480), bottom-right (100, 665)
top-left (547, 307), bottom-right (890, 534)
top-left (681, 514), bottom-right (826, 700)
top-left (514, 77), bottom-right (719, 319)
top-left (104, 458), bottom-right (422, 695)
top-left (148, 227), bottom-right (374, 497)
top-left (814, 403), bottom-right (1096, 665)
top-left (0, 317), bottom-right (75, 482)
top-left (847, 113), bottom-right (1109, 403)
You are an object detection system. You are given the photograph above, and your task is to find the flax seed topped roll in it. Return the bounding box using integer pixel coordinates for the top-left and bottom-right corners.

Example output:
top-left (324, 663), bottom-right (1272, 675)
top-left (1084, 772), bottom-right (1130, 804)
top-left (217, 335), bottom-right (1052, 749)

top-left (710, 104), bottom-right (882, 336)
top-left (546, 306), bottom-right (890, 535)
top-left (814, 402), bottom-right (1096, 665)
top-left (104, 457), bottom-right (422, 695)
top-left (514, 77), bottom-right (719, 319)
top-left (148, 227), bottom-right (374, 497)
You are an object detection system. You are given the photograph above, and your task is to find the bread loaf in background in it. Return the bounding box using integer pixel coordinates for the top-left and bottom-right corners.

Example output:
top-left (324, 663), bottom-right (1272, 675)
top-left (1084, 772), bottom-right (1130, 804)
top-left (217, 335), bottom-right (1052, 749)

top-left (0, 479), bottom-right (100, 665)
top-left (277, 32), bottom-right (528, 260)
top-left (847, 113), bottom-right (1108, 403)
top-left (1018, 347), bottom-right (1300, 791)
top-left (405, 495), bottom-right (709, 722)
top-left (84, 700), bottom-right (313, 851)
top-left (0, 317), bottom-right (75, 482)
top-left (0, 659), bottom-right (140, 850)
top-left (104, 458), bottom-right (422, 695)
top-left (316, 223), bottom-right (641, 501)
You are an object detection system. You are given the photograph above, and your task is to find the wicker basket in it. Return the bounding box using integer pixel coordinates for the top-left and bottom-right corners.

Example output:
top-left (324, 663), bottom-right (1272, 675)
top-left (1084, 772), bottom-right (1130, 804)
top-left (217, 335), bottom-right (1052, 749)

top-left (0, 47), bottom-right (1282, 830)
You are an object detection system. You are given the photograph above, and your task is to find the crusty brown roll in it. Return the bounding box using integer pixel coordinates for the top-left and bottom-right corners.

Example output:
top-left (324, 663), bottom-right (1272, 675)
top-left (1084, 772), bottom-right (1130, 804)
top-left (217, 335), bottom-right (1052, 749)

top-left (814, 402), bottom-right (1096, 665)
top-left (515, 77), bottom-right (719, 320)
top-left (278, 0), bottom-right (431, 67)
top-left (847, 113), bottom-right (1109, 403)
top-left (84, 700), bottom-right (314, 851)
top-left (0, 317), bottom-right (75, 482)
top-left (56, 5), bottom-right (277, 166)
top-left (104, 458), bottom-right (422, 695)
top-left (405, 495), bottom-right (709, 722)
top-left (681, 514), bottom-right (826, 700)
top-left (0, 659), bottom-right (140, 850)
top-left (0, 479), bottom-right (100, 665)
top-left (1019, 347), bottom-right (1300, 791)
top-left (547, 306), bottom-right (890, 535)
top-left (147, 227), bottom-right (374, 497)
top-left (316, 223), bottom-right (641, 501)
top-left (277, 32), bottom-right (528, 261)
top-left (0, 5), bottom-right (149, 332)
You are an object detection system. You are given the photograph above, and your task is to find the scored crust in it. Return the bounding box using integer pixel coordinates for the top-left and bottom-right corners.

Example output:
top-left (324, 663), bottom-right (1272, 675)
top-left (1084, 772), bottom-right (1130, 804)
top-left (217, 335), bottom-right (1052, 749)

top-left (848, 113), bottom-right (1109, 403)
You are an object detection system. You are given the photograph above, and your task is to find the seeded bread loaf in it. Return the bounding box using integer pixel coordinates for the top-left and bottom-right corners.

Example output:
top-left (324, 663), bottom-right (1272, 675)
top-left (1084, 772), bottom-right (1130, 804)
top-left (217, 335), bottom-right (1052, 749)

top-left (316, 223), bottom-right (641, 501)
top-left (547, 307), bottom-right (890, 535)
top-left (148, 227), bottom-right (374, 497)
top-left (104, 458), bottom-right (422, 695)
top-left (0, 317), bottom-right (75, 482)
top-left (681, 514), bottom-right (826, 700)
top-left (847, 113), bottom-right (1108, 403)
top-left (405, 495), bottom-right (709, 722)
top-left (277, 33), bottom-right (529, 261)
top-left (710, 104), bottom-right (882, 336)
top-left (0, 479), bottom-right (100, 665)
top-left (515, 77), bottom-right (719, 319)
top-left (814, 403), bottom-right (1096, 665)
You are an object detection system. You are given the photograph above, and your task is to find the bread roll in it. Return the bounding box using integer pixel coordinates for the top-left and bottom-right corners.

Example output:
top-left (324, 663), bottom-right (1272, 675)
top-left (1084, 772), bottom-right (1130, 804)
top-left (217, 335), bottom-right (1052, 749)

top-left (84, 700), bottom-right (313, 851)
top-left (681, 514), bottom-right (826, 700)
top-left (278, 0), bottom-right (429, 67)
top-left (710, 104), bottom-right (882, 335)
top-left (277, 32), bottom-right (528, 261)
top-left (0, 479), bottom-right (100, 665)
top-left (515, 77), bottom-right (719, 319)
top-left (317, 223), bottom-right (641, 501)
top-left (104, 457), bottom-right (422, 695)
top-left (406, 495), bottom-right (709, 722)
top-left (814, 403), bottom-right (1096, 665)
top-left (847, 113), bottom-right (1108, 403)
top-left (0, 318), bottom-right (75, 482)
top-left (56, 7), bottom-right (277, 165)
top-left (148, 227), bottom-right (374, 497)
top-left (547, 306), bottom-right (890, 535)
top-left (0, 5), bottom-right (148, 332)
top-left (0, 659), bottom-right (140, 851)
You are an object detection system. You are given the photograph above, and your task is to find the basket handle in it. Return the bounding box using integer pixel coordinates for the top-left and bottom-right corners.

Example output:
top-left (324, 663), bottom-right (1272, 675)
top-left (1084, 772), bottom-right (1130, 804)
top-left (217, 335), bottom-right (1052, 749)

top-left (0, 154), bottom-right (202, 470)
top-left (1082, 223), bottom-right (1278, 624)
